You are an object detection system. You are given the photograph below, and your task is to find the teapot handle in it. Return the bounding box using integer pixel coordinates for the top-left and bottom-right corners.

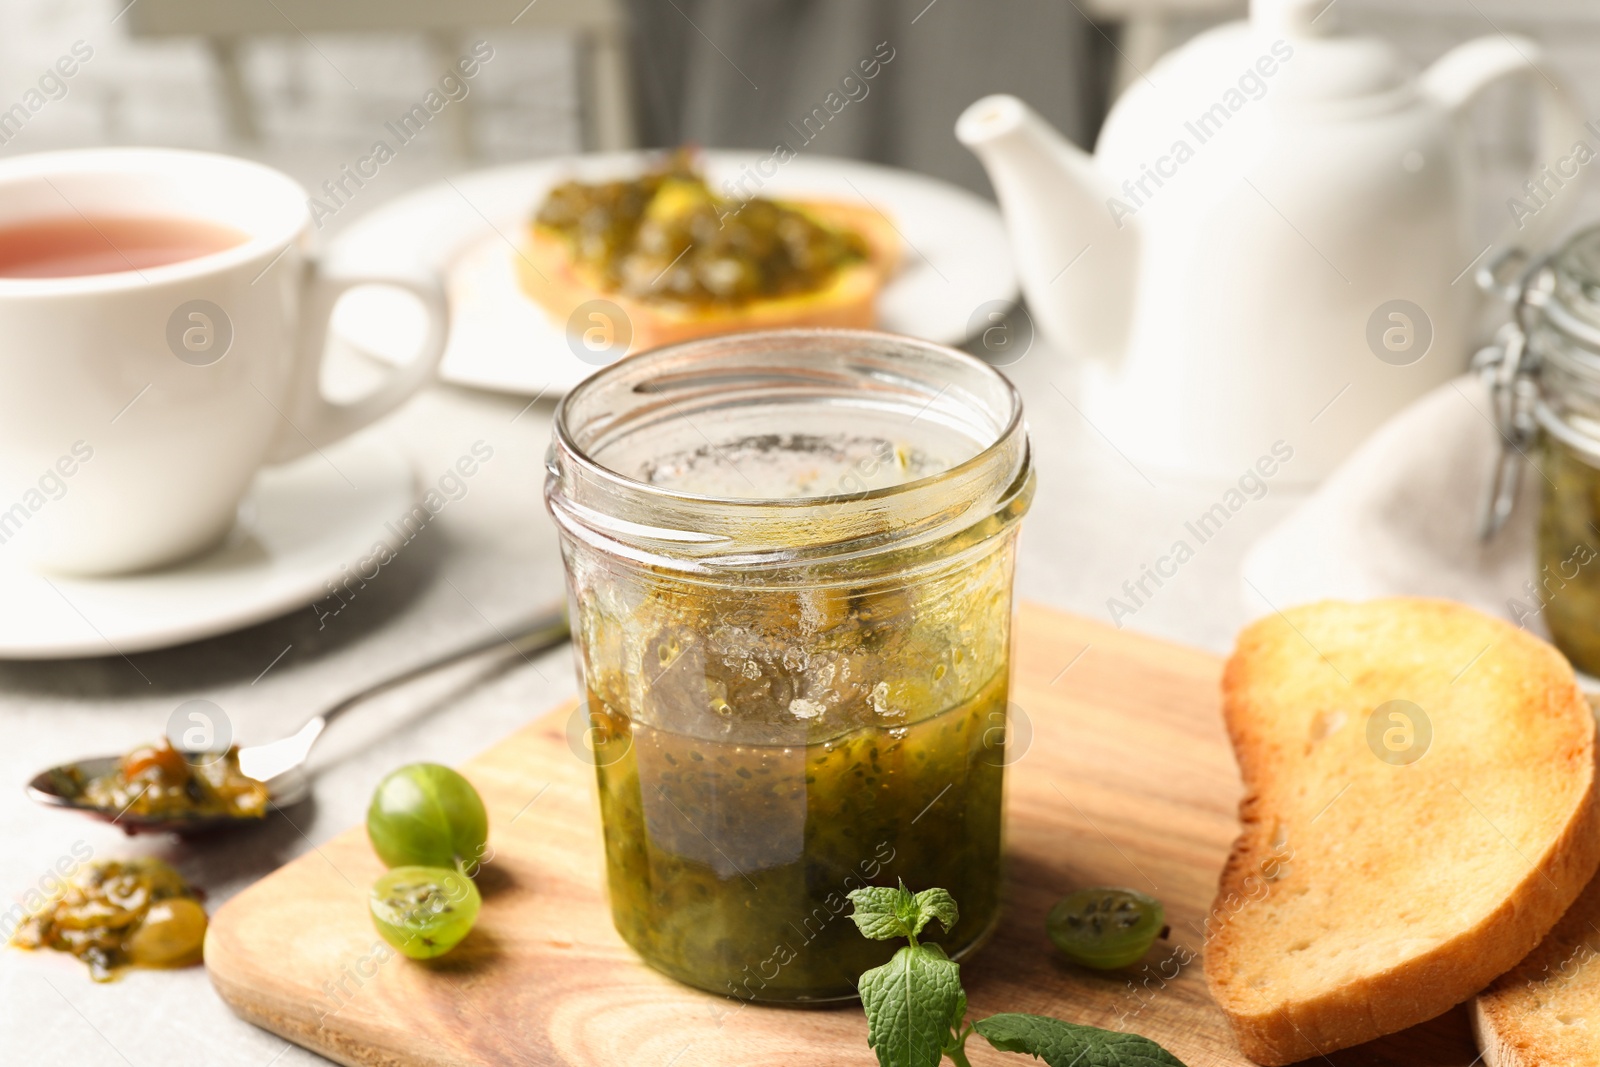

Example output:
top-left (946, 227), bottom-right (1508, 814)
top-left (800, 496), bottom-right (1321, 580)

top-left (1420, 35), bottom-right (1586, 260)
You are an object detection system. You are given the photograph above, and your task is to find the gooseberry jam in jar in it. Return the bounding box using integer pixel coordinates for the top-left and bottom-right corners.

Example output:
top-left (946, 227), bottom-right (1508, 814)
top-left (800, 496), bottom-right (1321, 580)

top-left (545, 330), bottom-right (1032, 1001)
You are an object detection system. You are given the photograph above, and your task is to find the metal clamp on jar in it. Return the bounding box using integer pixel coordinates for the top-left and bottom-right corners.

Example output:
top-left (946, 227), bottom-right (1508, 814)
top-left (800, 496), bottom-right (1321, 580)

top-left (1478, 227), bottom-right (1600, 673)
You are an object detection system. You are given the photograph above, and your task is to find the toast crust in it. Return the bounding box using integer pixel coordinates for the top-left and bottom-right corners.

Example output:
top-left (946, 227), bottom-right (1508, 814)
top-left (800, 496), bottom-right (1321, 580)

top-left (515, 199), bottom-right (902, 351)
top-left (1204, 598), bottom-right (1600, 1065)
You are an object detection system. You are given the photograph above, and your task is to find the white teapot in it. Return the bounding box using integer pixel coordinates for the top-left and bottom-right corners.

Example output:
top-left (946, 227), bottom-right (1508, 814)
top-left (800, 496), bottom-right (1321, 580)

top-left (958, 0), bottom-right (1584, 481)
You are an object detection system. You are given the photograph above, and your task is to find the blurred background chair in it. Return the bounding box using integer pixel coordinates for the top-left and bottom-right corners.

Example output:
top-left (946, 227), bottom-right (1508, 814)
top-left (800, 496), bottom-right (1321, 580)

top-left (1081, 0), bottom-right (1244, 91)
top-left (121, 0), bottom-right (633, 158)
top-left (620, 0), bottom-right (1110, 194)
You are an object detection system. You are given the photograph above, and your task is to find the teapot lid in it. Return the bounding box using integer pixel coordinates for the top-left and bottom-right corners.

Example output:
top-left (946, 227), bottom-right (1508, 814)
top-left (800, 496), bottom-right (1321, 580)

top-left (1125, 0), bottom-right (1413, 114)
top-left (1252, 0), bottom-right (1338, 36)
top-left (1248, 0), bottom-right (1412, 105)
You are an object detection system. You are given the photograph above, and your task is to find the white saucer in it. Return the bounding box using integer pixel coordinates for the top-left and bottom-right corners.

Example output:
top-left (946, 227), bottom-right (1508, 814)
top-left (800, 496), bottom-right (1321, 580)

top-left (328, 151), bottom-right (1019, 397)
top-left (0, 432), bottom-right (415, 659)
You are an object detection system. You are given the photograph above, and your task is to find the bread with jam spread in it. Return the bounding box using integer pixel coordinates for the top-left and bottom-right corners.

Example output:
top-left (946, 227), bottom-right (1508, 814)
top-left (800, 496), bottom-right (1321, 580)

top-left (1205, 598), bottom-right (1600, 1065)
top-left (516, 152), bottom-right (901, 351)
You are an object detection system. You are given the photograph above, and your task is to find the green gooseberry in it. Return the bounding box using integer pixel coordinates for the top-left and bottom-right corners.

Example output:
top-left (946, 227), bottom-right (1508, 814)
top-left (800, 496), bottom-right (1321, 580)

top-left (367, 762), bottom-right (488, 872)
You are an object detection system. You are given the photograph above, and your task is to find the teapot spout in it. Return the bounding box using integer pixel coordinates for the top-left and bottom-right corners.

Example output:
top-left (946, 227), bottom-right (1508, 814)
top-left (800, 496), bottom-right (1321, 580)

top-left (957, 95), bottom-right (1136, 362)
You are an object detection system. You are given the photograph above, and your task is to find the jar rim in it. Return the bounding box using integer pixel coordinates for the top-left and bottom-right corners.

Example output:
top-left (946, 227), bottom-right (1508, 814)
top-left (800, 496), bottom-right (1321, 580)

top-left (545, 328), bottom-right (1032, 572)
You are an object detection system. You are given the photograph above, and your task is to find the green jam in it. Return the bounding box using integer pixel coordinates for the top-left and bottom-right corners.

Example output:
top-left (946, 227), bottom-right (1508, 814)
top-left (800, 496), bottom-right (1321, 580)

top-left (573, 543), bottom-right (1018, 1002)
top-left (534, 150), bottom-right (868, 309)
top-left (589, 671), bottom-right (1006, 1001)
top-left (1536, 432), bottom-right (1600, 675)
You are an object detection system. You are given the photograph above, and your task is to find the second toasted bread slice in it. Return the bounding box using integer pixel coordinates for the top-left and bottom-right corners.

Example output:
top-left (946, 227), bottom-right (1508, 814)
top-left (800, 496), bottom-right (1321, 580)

top-left (1204, 598), bottom-right (1600, 1065)
top-left (1474, 863), bottom-right (1600, 1065)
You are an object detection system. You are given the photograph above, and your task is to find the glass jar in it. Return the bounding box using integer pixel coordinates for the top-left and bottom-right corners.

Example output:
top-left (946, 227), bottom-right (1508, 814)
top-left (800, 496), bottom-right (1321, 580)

top-left (1481, 227), bottom-right (1600, 674)
top-left (545, 329), bottom-right (1033, 1002)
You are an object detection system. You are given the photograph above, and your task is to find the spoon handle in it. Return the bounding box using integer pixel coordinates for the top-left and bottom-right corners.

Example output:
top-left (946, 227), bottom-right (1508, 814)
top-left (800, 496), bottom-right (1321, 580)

top-left (318, 601), bottom-right (571, 730)
top-left (239, 601), bottom-right (570, 785)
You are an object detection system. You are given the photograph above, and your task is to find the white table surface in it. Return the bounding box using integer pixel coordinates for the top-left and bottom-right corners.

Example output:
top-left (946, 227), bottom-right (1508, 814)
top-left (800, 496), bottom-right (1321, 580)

top-left (0, 313), bottom-right (1309, 1065)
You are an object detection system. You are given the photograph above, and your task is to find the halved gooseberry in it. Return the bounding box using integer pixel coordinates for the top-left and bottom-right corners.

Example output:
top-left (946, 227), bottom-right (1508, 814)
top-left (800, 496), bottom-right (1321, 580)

top-left (369, 866), bottom-right (481, 960)
top-left (1047, 887), bottom-right (1164, 970)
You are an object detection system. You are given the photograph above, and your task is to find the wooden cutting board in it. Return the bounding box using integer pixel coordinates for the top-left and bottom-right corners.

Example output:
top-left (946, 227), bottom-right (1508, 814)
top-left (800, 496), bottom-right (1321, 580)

top-left (205, 602), bottom-right (1481, 1066)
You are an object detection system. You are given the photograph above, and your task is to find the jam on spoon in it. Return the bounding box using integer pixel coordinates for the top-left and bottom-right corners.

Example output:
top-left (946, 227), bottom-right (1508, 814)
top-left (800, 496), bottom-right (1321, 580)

top-left (70, 737), bottom-right (269, 821)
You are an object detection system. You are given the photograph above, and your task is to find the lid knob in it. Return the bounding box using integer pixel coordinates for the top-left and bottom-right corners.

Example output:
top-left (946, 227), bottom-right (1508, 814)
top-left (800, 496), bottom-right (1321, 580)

top-left (1251, 0), bottom-right (1337, 37)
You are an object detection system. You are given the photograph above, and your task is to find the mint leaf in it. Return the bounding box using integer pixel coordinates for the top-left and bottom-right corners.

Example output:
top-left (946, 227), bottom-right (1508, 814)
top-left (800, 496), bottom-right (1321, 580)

top-left (849, 883), bottom-right (919, 941)
top-left (848, 883), bottom-right (959, 943)
top-left (974, 1014), bottom-right (1188, 1067)
top-left (859, 944), bottom-right (966, 1067)
top-left (911, 887), bottom-right (958, 937)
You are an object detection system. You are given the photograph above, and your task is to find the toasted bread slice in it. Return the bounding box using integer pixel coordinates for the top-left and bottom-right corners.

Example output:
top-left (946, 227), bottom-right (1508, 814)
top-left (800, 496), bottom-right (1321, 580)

top-left (515, 200), bottom-right (901, 351)
top-left (1475, 856), bottom-right (1600, 1065)
top-left (1205, 598), bottom-right (1600, 1065)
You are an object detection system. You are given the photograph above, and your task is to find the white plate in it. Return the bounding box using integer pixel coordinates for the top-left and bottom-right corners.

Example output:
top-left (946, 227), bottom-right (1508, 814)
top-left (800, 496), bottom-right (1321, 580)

top-left (328, 151), bottom-right (1018, 396)
top-left (0, 433), bottom-right (414, 659)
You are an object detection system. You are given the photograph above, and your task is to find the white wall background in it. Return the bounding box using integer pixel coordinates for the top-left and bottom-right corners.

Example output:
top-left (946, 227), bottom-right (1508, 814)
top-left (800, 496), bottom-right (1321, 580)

top-left (0, 0), bottom-right (581, 236)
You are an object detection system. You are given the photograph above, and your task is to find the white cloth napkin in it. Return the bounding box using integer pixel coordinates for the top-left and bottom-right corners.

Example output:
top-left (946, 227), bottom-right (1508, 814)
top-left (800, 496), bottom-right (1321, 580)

top-left (1241, 374), bottom-right (1544, 635)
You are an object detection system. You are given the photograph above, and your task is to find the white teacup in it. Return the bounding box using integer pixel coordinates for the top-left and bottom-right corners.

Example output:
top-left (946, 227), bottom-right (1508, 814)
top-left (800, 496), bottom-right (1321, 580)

top-left (0, 148), bottom-right (448, 577)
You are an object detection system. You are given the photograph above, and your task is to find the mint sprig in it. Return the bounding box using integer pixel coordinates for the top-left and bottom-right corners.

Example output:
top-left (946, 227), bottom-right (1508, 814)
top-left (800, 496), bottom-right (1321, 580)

top-left (850, 882), bottom-right (969, 1067)
top-left (847, 885), bottom-right (1188, 1067)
